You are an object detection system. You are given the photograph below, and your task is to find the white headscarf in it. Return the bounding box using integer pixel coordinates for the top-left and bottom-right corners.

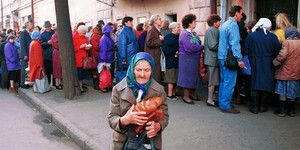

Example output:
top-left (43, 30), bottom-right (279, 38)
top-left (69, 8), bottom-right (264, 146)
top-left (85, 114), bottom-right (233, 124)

top-left (251, 18), bottom-right (272, 35)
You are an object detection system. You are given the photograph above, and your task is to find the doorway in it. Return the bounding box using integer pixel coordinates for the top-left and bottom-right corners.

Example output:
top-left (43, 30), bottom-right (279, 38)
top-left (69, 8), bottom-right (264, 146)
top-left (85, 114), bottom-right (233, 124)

top-left (166, 14), bottom-right (177, 23)
top-left (255, 0), bottom-right (298, 30)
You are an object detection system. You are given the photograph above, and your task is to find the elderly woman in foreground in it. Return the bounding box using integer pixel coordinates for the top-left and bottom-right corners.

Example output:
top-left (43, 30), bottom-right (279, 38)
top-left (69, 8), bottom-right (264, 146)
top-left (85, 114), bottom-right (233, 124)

top-left (108, 52), bottom-right (169, 150)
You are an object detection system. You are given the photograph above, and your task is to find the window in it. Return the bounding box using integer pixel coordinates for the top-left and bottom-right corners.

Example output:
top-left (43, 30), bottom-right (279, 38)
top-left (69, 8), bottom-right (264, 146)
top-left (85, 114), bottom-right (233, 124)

top-left (138, 17), bottom-right (146, 24)
top-left (166, 14), bottom-right (177, 23)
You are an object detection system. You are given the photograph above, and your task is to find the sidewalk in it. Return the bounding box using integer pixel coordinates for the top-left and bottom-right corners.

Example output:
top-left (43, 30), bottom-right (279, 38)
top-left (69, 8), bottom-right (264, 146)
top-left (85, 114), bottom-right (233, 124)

top-left (19, 86), bottom-right (300, 150)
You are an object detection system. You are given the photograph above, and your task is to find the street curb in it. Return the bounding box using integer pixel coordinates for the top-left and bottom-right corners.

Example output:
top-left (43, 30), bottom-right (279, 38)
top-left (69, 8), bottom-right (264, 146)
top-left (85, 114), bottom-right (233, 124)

top-left (19, 89), bottom-right (103, 150)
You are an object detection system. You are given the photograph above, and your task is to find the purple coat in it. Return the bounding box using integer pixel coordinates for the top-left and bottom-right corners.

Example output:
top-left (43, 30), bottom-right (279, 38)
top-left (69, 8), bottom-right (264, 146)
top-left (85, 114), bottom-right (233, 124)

top-left (98, 25), bottom-right (115, 64)
top-left (179, 29), bottom-right (202, 55)
top-left (4, 41), bottom-right (21, 71)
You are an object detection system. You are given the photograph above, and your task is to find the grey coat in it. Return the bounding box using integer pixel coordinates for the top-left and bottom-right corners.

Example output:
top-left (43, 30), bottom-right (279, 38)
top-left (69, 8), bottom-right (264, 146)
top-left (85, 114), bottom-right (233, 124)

top-left (204, 26), bottom-right (219, 67)
top-left (107, 78), bottom-right (169, 150)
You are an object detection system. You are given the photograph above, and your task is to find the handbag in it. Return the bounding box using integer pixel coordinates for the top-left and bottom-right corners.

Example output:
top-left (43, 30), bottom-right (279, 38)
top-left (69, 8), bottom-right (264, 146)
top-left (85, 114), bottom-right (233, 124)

top-left (82, 51), bottom-right (98, 70)
top-left (35, 69), bottom-right (51, 93)
top-left (160, 48), bottom-right (166, 72)
top-left (199, 52), bottom-right (206, 77)
top-left (123, 130), bottom-right (159, 150)
top-left (99, 67), bottom-right (112, 89)
top-left (116, 67), bottom-right (127, 83)
top-left (225, 50), bottom-right (239, 70)
top-left (239, 55), bottom-right (251, 76)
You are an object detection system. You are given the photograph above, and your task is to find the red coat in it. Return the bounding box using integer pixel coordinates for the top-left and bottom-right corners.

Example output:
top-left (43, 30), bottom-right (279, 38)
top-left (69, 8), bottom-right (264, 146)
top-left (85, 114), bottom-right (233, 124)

top-left (73, 31), bottom-right (88, 67)
top-left (90, 33), bottom-right (102, 57)
top-left (29, 40), bottom-right (45, 82)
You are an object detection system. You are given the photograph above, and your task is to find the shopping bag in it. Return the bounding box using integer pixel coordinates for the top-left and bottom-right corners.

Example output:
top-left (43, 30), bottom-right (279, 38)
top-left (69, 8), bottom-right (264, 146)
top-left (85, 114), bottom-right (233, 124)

top-left (239, 55), bottom-right (251, 76)
top-left (35, 69), bottom-right (51, 93)
top-left (99, 67), bottom-right (112, 89)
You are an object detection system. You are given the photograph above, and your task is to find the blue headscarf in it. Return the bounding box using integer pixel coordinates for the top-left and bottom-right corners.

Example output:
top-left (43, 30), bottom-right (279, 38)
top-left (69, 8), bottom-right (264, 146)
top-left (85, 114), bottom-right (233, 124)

top-left (126, 52), bottom-right (155, 99)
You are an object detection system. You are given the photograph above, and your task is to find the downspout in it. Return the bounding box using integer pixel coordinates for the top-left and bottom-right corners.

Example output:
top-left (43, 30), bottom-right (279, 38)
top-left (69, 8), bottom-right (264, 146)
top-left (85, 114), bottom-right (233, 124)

top-left (31, 0), bottom-right (34, 26)
top-left (210, 0), bottom-right (217, 14)
top-left (220, 0), bottom-right (227, 24)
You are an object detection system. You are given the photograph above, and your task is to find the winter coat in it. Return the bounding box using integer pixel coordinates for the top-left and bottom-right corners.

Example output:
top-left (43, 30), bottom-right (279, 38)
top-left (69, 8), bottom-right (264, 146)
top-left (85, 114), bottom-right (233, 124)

top-left (99, 25), bottom-right (115, 64)
top-left (40, 30), bottom-right (55, 61)
top-left (73, 31), bottom-right (88, 67)
top-left (107, 78), bottom-right (168, 150)
top-left (0, 40), bottom-right (6, 62)
top-left (138, 31), bottom-right (147, 52)
top-left (144, 25), bottom-right (163, 82)
top-left (4, 41), bottom-right (21, 71)
top-left (29, 40), bottom-right (45, 82)
top-left (204, 26), bottom-right (219, 67)
top-left (19, 29), bottom-right (31, 59)
top-left (273, 39), bottom-right (300, 80)
top-left (90, 33), bottom-right (102, 58)
top-left (117, 26), bottom-right (140, 68)
top-left (243, 29), bottom-right (281, 92)
top-left (162, 33), bottom-right (179, 69)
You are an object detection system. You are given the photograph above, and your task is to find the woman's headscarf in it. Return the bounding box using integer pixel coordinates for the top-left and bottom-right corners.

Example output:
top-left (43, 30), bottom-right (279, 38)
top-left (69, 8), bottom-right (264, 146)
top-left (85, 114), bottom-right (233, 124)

top-left (285, 27), bottom-right (300, 39)
top-left (126, 52), bottom-right (155, 101)
top-left (251, 18), bottom-right (272, 35)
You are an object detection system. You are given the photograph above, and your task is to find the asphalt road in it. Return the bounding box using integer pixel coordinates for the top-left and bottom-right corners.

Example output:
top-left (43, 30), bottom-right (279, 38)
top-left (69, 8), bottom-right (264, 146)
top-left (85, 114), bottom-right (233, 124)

top-left (0, 90), bottom-right (80, 150)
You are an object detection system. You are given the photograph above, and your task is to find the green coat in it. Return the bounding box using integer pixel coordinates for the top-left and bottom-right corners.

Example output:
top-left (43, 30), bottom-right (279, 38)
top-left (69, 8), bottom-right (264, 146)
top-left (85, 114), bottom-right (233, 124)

top-left (204, 26), bottom-right (219, 67)
top-left (107, 78), bottom-right (169, 150)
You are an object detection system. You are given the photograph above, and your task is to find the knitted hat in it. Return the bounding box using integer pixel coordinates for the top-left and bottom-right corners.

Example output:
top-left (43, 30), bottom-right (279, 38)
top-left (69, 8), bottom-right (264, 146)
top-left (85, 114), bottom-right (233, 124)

top-left (31, 31), bottom-right (40, 40)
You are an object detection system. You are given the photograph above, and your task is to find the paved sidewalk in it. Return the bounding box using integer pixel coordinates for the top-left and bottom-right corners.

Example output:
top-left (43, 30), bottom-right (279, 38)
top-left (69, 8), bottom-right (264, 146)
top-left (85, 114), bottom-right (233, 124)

top-left (19, 86), bottom-right (300, 150)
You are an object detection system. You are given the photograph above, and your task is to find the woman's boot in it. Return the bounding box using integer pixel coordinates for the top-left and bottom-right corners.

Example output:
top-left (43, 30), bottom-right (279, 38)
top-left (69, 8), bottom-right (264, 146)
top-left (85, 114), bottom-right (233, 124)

top-left (288, 100), bottom-right (295, 117)
top-left (93, 78), bottom-right (100, 90)
top-left (259, 92), bottom-right (268, 112)
top-left (249, 96), bottom-right (259, 114)
top-left (274, 101), bottom-right (285, 117)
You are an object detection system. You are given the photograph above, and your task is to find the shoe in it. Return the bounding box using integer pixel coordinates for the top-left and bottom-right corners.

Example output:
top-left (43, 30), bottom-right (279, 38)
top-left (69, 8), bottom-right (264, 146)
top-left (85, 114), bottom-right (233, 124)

top-left (220, 108), bottom-right (240, 114)
top-left (189, 95), bottom-right (200, 101)
top-left (60, 84), bottom-right (64, 87)
top-left (259, 93), bottom-right (268, 112)
top-left (82, 85), bottom-right (88, 90)
top-left (93, 78), bottom-right (100, 90)
top-left (167, 95), bottom-right (177, 101)
top-left (206, 102), bottom-right (218, 107)
top-left (182, 98), bottom-right (195, 105)
top-left (80, 89), bottom-right (87, 95)
top-left (274, 101), bottom-right (285, 117)
top-left (9, 87), bottom-right (18, 93)
top-left (20, 85), bottom-right (30, 89)
top-left (55, 85), bottom-right (63, 90)
top-left (99, 88), bottom-right (109, 93)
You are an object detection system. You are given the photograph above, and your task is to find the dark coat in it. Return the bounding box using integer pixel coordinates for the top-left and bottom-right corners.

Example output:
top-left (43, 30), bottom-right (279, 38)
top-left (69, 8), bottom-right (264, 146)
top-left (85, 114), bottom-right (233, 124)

top-left (19, 29), bottom-right (31, 59)
top-left (40, 29), bottom-right (55, 61)
top-left (162, 33), bottom-right (179, 69)
top-left (144, 25), bottom-right (162, 83)
top-left (243, 29), bottom-right (280, 92)
top-left (138, 31), bottom-right (147, 52)
top-left (107, 78), bottom-right (168, 150)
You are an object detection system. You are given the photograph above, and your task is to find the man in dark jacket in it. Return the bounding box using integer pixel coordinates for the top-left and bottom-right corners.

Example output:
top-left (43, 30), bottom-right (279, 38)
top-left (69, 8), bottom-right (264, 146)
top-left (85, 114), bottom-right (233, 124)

top-left (117, 17), bottom-right (139, 69)
top-left (40, 21), bottom-right (55, 84)
top-left (19, 21), bottom-right (33, 89)
top-left (0, 33), bottom-right (7, 89)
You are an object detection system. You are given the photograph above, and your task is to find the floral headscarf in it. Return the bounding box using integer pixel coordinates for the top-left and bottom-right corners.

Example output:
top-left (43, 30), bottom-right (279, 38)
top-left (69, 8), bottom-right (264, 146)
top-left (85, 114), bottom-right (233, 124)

top-left (126, 52), bottom-right (155, 100)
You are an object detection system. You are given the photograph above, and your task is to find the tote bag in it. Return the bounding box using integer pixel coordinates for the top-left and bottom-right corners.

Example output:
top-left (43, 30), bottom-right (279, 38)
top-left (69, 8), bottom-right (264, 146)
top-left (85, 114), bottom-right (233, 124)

top-left (35, 69), bottom-right (51, 93)
top-left (239, 55), bottom-right (251, 76)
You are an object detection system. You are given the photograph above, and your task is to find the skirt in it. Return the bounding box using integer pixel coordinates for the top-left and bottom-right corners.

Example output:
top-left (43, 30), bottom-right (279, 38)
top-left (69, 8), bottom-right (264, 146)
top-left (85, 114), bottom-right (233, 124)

top-left (9, 70), bottom-right (20, 81)
top-left (77, 67), bottom-right (86, 80)
top-left (275, 80), bottom-right (300, 99)
top-left (53, 49), bottom-right (62, 78)
top-left (207, 66), bottom-right (219, 86)
top-left (177, 54), bottom-right (201, 89)
top-left (164, 68), bottom-right (178, 84)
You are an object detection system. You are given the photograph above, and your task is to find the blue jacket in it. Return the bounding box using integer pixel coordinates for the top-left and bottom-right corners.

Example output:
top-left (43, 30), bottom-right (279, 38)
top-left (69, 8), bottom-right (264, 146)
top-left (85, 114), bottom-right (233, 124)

top-left (19, 29), bottom-right (31, 59)
top-left (218, 17), bottom-right (242, 61)
top-left (4, 41), bottom-right (21, 71)
top-left (40, 30), bottom-right (55, 61)
top-left (117, 25), bottom-right (139, 68)
top-left (99, 25), bottom-right (115, 64)
top-left (162, 33), bottom-right (179, 69)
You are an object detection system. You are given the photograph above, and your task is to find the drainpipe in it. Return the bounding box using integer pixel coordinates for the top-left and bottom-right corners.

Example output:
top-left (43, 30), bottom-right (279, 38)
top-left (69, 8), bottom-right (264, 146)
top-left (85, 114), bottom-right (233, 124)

top-left (31, 0), bottom-right (34, 26)
top-left (220, 0), bottom-right (227, 25)
top-left (210, 0), bottom-right (217, 14)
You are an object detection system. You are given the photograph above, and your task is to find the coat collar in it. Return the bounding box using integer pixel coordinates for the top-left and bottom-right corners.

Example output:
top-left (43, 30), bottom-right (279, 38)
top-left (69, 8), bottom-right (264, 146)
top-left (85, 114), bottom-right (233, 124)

top-left (116, 78), bottom-right (161, 104)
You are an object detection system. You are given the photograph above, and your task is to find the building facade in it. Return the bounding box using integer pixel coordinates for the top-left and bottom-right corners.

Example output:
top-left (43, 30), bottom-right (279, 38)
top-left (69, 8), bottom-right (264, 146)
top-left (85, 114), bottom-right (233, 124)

top-left (0, 0), bottom-right (299, 41)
